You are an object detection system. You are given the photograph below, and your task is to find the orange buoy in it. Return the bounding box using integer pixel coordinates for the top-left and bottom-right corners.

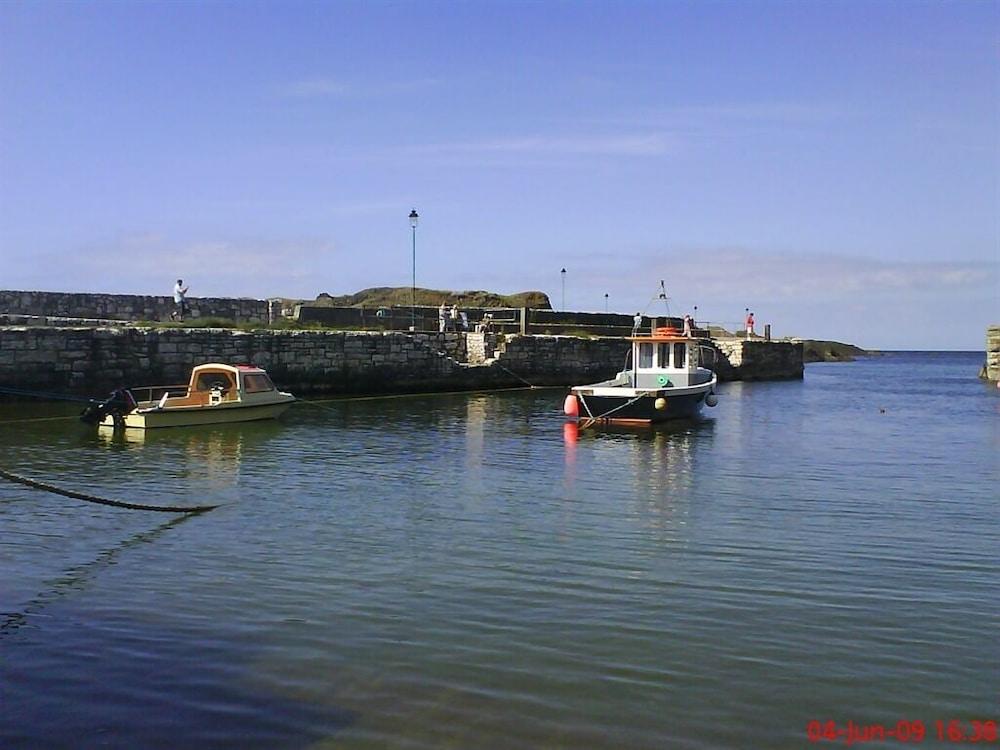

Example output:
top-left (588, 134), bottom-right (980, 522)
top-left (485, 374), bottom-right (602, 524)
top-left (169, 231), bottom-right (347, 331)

top-left (563, 394), bottom-right (579, 417)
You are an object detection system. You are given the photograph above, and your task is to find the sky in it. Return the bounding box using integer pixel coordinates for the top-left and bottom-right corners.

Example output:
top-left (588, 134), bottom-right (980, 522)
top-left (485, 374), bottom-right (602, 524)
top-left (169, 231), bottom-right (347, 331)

top-left (1, 0), bottom-right (996, 350)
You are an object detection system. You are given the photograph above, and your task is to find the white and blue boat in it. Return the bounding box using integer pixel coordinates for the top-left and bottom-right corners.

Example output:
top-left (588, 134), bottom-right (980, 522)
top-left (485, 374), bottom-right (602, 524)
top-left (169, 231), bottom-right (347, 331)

top-left (565, 324), bottom-right (718, 424)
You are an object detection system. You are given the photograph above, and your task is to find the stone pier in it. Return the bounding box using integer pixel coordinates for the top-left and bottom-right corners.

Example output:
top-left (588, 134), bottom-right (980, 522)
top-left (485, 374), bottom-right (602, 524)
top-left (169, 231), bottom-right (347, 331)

top-left (0, 327), bottom-right (803, 396)
top-left (981, 325), bottom-right (1000, 382)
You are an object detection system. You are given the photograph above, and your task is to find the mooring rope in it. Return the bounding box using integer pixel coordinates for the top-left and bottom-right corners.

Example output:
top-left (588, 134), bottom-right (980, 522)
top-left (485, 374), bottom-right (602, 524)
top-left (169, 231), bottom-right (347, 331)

top-left (577, 392), bottom-right (648, 430)
top-left (0, 415), bottom-right (78, 425)
top-left (294, 381), bottom-right (544, 411)
top-left (492, 362), bottom-right (537, 388)
top-left (0, 385), bottom-right (95, 403)
top-left (0, 467), bottom-right (220, 514)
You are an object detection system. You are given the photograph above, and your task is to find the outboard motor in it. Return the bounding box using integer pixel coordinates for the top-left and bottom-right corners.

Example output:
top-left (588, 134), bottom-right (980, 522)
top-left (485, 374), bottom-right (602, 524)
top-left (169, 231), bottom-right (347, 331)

top-left (80, 388), bottom-right (137, 426)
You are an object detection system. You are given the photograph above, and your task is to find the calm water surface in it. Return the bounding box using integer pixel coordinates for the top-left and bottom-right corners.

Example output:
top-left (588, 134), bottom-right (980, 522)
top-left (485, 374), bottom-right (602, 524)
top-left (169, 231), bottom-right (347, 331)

top-left (1, 352), bottom-right (997, 748)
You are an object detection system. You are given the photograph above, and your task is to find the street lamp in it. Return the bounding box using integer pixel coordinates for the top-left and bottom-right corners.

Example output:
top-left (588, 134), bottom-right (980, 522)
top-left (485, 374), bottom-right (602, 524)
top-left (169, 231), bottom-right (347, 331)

top-left (409, 209), bottom-right (419, 330)
top-left (604, 293), bottom-right (609, 313)
top-left (560, 268), bottom-right (566, 310)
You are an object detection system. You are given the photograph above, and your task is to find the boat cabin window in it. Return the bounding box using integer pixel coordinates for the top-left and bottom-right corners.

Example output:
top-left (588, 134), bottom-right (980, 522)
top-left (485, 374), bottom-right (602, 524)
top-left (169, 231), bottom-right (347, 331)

top-left (674, 343), bottom-right (687, 369)
top-left (243, 373), bottom-right (276, 393)
top-left (195, 372), bottom-right (234, 392)
top-left (638, 343), bottom-right (654, 369)
top-left (657, 343), bottom-right (671, 368)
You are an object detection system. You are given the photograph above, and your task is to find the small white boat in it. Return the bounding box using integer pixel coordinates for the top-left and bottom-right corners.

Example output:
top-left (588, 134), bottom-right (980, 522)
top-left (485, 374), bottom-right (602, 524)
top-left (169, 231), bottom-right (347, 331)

top-left (81, 364), bottom-right (295, 429)
top-left (564, 324), bottom-right (718, 424)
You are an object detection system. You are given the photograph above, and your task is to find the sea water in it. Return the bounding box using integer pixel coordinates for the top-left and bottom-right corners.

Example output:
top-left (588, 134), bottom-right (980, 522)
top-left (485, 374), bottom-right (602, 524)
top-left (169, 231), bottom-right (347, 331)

top-left (1, 352), bottom-right (996, 748)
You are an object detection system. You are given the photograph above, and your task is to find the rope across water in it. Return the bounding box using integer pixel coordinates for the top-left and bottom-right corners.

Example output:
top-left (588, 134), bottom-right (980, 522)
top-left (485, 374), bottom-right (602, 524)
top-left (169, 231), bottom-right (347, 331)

top-left (0, 467), bottom-right (220, 514)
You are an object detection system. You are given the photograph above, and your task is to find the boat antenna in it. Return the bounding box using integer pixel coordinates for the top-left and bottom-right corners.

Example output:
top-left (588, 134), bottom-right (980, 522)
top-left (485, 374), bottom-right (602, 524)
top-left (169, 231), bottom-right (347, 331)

top-left (639, 280), bottom-right (672, 317)
top-left (658, 280), bottom-right (671, 317)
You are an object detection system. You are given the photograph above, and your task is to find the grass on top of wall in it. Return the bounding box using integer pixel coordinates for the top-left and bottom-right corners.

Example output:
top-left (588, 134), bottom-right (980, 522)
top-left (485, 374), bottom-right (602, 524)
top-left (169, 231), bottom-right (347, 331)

top-left (132, 318), bottom-right (380, 332)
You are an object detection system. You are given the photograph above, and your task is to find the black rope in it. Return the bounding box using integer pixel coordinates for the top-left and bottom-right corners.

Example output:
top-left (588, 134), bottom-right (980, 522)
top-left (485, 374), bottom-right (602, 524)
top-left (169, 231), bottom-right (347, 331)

top-left (0, 385), bottom-right (96, 403)
top-left (0, 467), bottom-right (220, 514)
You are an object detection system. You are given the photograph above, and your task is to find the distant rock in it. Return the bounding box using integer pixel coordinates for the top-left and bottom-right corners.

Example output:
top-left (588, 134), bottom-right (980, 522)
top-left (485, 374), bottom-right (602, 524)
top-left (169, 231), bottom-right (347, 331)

top-left (305, 287), bottom-right (551, 310)
top-left (791, 339), bottom-right (871, 363)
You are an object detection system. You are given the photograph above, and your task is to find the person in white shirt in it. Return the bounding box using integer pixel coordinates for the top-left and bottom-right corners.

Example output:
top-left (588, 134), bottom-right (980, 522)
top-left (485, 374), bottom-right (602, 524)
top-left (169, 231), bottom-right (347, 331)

top-left (171, 279), bottom-right (189, 321)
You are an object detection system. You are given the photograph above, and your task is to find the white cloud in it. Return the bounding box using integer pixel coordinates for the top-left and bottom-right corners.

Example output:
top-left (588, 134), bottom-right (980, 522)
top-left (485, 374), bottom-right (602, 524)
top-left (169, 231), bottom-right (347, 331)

top-left (13, 234), bottom-right (335, 298)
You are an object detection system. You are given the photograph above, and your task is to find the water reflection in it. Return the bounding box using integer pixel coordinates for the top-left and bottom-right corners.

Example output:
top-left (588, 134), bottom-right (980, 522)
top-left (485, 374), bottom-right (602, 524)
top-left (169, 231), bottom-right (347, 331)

top-left (90, 422), bottom-right (288, 508)
top-left (0, 514), bottom-right (194, 638)
top-left (563, 417), bottom-right (716, 536)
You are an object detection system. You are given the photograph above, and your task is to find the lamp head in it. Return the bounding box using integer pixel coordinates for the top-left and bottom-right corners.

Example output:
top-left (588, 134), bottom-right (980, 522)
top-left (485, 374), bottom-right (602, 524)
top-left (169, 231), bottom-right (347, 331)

top-left (409, 209), bottom-right (419, 228)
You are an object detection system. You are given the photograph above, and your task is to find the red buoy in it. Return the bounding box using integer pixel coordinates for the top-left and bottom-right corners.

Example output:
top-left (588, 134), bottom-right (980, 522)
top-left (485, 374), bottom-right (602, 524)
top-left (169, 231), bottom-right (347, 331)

top-left (563, 394), bottom-right (579, 417)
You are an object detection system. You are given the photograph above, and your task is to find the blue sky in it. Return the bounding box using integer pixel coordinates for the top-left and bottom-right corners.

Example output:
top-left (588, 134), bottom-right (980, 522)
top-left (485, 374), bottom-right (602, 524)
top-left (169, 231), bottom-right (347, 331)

top-left (1, 0), bottom-right (996, 349)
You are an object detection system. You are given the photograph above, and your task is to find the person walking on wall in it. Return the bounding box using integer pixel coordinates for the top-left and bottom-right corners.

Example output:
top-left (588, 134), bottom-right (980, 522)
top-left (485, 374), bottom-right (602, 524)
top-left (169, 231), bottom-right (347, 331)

top-left (171, 279), bottom-right (189, 322)
top-left (745, 311), bottom-right (755, 339)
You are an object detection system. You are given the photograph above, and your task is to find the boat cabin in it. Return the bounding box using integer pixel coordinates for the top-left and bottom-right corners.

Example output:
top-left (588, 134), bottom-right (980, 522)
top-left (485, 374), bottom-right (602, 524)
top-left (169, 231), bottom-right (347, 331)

top-left (130, 364), bottom-right (281, 409)
top-left (184, 364), bottom-right (278, 406)
top-left (626, 328), bottom-right (713, 389)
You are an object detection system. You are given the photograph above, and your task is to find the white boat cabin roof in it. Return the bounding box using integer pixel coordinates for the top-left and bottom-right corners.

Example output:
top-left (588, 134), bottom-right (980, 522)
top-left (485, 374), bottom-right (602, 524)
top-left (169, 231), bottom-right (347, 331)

top-left (187, 364), bottom-right (275, 392)
top-left (190, 363), bottom-right (268, 379)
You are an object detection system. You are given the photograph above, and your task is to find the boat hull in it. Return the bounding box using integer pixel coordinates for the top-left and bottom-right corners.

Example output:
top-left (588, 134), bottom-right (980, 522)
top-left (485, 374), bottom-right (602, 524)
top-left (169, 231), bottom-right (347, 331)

top-left (573, 390), bottom-right (708, 423)
top-left (102, 399), bottom-right (294, 429)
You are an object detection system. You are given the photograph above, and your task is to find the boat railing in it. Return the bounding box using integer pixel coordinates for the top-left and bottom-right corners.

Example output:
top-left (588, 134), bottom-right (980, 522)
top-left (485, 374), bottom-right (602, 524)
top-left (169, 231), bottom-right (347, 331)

top-left (128, 384), bottom-right (188, 405)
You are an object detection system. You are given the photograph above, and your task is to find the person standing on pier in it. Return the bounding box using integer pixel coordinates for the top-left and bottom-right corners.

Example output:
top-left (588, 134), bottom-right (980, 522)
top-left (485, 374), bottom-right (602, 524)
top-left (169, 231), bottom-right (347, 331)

top-left (438, 301), bottom-right (447, 332)
top-left (683, 314), bottom-right (693, 337)
top-left (450, 304), bottom-right (459, 332)
top-left (171, 279), bottom-right (189, 322)
top-left (632, 312), bottom-right (643, 335)
top-left (745, 311), bottom-right (755, 338)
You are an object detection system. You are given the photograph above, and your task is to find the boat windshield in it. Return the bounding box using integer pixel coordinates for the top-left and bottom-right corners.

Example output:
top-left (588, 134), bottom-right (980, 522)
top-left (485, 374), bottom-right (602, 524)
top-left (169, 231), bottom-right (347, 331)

top-left (243, 373), bottom-right (275, 393)
top-left (195, 372), bottom-right (235, 391)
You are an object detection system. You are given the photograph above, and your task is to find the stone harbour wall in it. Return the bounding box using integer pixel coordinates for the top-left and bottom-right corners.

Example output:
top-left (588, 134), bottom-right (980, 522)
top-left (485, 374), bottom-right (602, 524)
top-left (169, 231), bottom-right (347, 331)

top-left (983, 326), bottom-right (1000, 382)
top-left (711, 339), bottom-right (804, 381)
top-left (0, 290), bottom-right (271, 324)
top-left (0, 327), bottom-right (803, 397)
top-left (0, 327), bottom-right (472, 395)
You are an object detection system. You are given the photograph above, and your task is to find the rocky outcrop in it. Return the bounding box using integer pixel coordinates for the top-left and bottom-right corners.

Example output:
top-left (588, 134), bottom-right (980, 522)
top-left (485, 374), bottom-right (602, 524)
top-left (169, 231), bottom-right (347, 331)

top-left (792, 338), bottom-right (869, 363)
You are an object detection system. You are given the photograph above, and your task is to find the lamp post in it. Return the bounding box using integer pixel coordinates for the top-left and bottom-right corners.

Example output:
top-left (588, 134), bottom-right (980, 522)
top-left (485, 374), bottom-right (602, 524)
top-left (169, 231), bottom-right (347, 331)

top-left (409, 209), bottom-right (419, 330)
top-left (604, 293), bottom-right (609, 313)
top-left (560, 268), bottom-right (566, 310)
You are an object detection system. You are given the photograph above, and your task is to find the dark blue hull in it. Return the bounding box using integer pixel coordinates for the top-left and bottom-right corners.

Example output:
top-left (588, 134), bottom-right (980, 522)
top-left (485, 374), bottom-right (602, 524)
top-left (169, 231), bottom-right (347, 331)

top-left (575, 391), bottom-right (707, 423)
